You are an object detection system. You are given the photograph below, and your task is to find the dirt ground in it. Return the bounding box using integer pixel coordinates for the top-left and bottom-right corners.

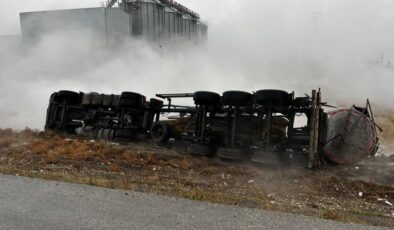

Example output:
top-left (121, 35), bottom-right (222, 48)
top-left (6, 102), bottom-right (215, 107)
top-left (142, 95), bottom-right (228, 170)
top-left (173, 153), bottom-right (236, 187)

top-left (0, 127), bottom-right (393, 228)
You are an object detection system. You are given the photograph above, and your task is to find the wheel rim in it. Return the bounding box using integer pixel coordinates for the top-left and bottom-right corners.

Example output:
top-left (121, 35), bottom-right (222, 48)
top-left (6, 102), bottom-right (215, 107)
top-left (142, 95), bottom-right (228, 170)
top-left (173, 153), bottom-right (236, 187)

top-left (152, 125), bottom-right (164, 139)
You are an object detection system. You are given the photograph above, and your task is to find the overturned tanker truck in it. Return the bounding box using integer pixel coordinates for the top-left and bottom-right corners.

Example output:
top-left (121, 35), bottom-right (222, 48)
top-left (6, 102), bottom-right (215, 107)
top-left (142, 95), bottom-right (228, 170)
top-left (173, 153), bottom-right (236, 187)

top-left (45, 89), bottom-right (381, 168)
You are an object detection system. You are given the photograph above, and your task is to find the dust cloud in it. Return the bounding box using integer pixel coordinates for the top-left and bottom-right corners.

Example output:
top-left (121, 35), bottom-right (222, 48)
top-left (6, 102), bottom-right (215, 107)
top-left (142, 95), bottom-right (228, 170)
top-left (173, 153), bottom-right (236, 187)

top-left (1, 0), bottom-right (394, 131)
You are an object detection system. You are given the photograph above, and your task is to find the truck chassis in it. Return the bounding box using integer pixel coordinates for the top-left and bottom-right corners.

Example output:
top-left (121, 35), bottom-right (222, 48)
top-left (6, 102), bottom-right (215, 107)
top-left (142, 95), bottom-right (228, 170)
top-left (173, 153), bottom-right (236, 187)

top-left (45, 89), bottom-right (379, 168)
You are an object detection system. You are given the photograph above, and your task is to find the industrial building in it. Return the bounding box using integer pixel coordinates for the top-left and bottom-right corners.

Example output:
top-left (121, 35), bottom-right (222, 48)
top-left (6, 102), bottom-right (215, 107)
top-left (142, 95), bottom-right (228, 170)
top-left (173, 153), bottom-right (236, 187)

top-left (20, 0), bottom-right (208, 48)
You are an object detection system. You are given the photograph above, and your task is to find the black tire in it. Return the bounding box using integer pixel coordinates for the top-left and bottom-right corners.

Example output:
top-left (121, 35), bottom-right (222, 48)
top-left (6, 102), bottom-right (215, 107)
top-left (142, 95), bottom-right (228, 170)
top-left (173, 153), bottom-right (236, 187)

top-left (221, 91), bottom-right (252, 106)
top-left (254, 90), bottom-right (291, 106)
top-left (102, 94), bottom-right (113, 107)
top-left (119, 92), bottom-right (145, 109)
top-left (91, 93), bottom-right (103, 107)
top-left (45, 93), bottom-right (59, 128)
top-left (97, 128), bottom-right (111, 140)
top-left (150, 122), bottom-right (171, 144)
top-left (49, 92), bottom-right (58, 103)
top-left (81, 93), bottom-right (91, 106)
top-left (112, 95), bottom-right (120, 109)
top-left (149, 98), bottom-right (164, 111)
top-left (187, 143), bottom-right (216, 156)
top-left (97, 128), bottom-right (104, 140)
top-left (293, 97), bottom-right (310, 107)
top-left (193, 91), bottom-right (221, 106)
top-left (45, 104), bottom-right (56, 130)
top-left (99, 129), bottom-right (114, 140)
top-left (57, 90), bottom-right (81, 105)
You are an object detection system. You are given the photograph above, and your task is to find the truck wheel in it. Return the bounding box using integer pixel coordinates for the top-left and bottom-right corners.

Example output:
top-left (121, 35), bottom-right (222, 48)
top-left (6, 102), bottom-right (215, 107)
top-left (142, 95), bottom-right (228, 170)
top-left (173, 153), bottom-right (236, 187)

top-left (254, 90), bottom-right (290, 106)
top-left (81, 93), bottom-right (91, 106)
top-left (112, 95), bottom-right (120, 109)
top-left (103, 129), bottom-right (114, 141)
top-left (221, 91), bottom-right (252, 106)
top-left (102, 94), bottom-right (114, 108)
top-left (149, 98), bottom-right (164, 111)
top-left (91, 93), bottom-right (103, 107)
top-left (293, 97), bottom-right (310, 107)
top-left (193, 91), bottom-right (221, 106)
top-left (119, 92), bottom-right (145, 109)
top-left (57, 90), bottom-right (81, 105)
top-left (45, 104), bottom-right (56, 130)
top-left (150, 122), bottom-right (171, 145)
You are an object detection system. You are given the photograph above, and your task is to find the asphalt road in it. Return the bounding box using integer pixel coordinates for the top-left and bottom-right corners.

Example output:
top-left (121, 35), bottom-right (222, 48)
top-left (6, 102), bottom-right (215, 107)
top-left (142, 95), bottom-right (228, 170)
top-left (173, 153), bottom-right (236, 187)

top-left (0, 174), bottom-right (391, 230)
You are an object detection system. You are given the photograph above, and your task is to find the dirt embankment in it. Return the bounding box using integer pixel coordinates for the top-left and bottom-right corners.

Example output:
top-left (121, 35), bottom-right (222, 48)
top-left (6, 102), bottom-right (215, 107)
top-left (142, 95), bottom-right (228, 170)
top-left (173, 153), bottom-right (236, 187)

top-left (375, 113), bottom-right (394, 156)
top-left (0, 128), bottom-right (393, 228)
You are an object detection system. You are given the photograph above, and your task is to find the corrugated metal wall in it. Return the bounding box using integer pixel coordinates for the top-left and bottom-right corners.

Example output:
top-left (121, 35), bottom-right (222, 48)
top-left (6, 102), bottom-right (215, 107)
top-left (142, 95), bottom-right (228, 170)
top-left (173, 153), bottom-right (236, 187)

top-left (19, 3), bottom-right (208, 47)
top-left (182, 16), bottom-right (191, 40)
top-left (130, 1), bottom-right (207, 44)
top-left (21, 8), bottom-right (105, 46)
top-left (20, 8), bottom-right (131, 48)
top-left (163, 7), bottom-right (183, 42)
top-left (106, 8), bottom-right (132, 47)
top-left (181, 15), bottom-right (198, 42)
top-left (196, 22), bottom-right (208, 44)
top-left (130, 0), bottom-right (165, 41)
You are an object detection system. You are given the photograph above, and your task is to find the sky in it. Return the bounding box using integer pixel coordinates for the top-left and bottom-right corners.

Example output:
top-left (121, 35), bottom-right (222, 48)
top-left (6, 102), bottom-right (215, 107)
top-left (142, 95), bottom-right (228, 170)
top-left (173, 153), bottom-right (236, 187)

top-left (1, 0), bottom-right (394, 129)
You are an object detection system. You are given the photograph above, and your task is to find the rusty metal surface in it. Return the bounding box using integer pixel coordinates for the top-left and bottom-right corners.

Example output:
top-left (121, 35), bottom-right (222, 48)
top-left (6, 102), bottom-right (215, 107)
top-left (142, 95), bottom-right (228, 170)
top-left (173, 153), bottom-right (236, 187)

top-left (323, 108), bottom-right (378, 164)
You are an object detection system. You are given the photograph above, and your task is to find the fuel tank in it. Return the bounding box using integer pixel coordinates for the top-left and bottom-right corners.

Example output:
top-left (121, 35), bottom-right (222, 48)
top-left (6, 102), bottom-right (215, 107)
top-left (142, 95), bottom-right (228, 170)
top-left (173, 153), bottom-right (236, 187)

top-left (323, 108), bottom-right (378, 164)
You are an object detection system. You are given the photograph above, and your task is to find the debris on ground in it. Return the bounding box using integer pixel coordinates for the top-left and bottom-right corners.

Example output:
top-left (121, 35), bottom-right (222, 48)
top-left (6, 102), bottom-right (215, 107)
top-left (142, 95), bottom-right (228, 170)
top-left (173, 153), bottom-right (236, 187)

top-left (0, 128), bottom-right (393, 228)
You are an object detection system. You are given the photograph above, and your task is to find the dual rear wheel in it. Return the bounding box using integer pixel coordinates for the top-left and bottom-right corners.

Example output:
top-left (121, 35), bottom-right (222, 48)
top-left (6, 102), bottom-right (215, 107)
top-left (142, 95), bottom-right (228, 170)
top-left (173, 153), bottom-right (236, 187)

top-left (193, 90), bottom-right (291, 107)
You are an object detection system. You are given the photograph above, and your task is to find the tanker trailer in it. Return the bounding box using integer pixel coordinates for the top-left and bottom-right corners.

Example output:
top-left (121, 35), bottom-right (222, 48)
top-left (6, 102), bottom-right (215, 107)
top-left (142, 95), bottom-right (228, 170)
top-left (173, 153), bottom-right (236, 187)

top-left (44, 89), bottom-right (381, 168)
top-left (323, 104), bottom-right (380, 164)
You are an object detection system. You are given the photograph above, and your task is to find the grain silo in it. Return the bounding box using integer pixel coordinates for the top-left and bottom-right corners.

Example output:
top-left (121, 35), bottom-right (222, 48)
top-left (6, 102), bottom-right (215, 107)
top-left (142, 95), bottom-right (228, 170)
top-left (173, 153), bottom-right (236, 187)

top-left (20, 0), bottom-right (207, 47)
top-left (20, 8), bottom-right (131, 48)
top-left (163, 6), bottom-right (183, 42)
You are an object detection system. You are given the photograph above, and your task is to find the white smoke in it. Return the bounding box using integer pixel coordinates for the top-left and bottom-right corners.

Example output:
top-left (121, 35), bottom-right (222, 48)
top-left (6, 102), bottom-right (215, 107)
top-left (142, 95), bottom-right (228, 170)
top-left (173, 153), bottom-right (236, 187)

top-left (1, 0), bottom-right (394, 130)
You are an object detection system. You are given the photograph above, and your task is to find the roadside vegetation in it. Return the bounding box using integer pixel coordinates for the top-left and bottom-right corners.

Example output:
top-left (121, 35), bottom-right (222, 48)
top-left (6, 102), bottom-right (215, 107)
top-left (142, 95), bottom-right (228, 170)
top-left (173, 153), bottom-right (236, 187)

top-left (0, 124), bottom-right (393, 227)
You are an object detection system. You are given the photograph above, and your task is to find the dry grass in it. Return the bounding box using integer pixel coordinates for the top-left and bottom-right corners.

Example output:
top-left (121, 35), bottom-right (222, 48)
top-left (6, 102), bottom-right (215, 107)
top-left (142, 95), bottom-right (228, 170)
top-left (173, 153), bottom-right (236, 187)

top-left (0, 128), bottom-right (393, 227)
top-left (320, 209), bottom-right (342, 220)
top-left (375, 113), bottom-right (394, 151)
top-left (303, 175), bottom-right (394, 201)
top-left (0, 128), bottom-right (36, 147)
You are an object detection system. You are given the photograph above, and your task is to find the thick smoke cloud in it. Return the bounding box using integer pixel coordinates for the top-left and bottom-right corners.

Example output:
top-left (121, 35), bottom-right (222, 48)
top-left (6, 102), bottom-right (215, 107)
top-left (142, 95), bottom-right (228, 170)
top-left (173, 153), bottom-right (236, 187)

top-left (1, 0), bottom-right (394, 129)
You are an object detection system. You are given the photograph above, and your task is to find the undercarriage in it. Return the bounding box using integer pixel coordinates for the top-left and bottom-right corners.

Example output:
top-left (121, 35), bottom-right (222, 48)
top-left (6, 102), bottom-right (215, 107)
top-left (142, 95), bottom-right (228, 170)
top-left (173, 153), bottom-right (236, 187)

top-left (45, 89), bottom-right (380, 168)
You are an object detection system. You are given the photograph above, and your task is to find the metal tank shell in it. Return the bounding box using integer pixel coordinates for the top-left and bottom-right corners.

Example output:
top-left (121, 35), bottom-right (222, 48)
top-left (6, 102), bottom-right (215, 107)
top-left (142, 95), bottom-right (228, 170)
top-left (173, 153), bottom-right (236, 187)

top-left (182, 15), bottom-right (197, 41)
top-left (323, 108), bottom-right (378, 164)
top-left (130, 0), bottom-right (165, 41)
top-left (196, 22), bottom-right (208, 44)
top-left (163, 7), bottom-right (183, 41)
top-left (19, 1), bottom-right (207, 47)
